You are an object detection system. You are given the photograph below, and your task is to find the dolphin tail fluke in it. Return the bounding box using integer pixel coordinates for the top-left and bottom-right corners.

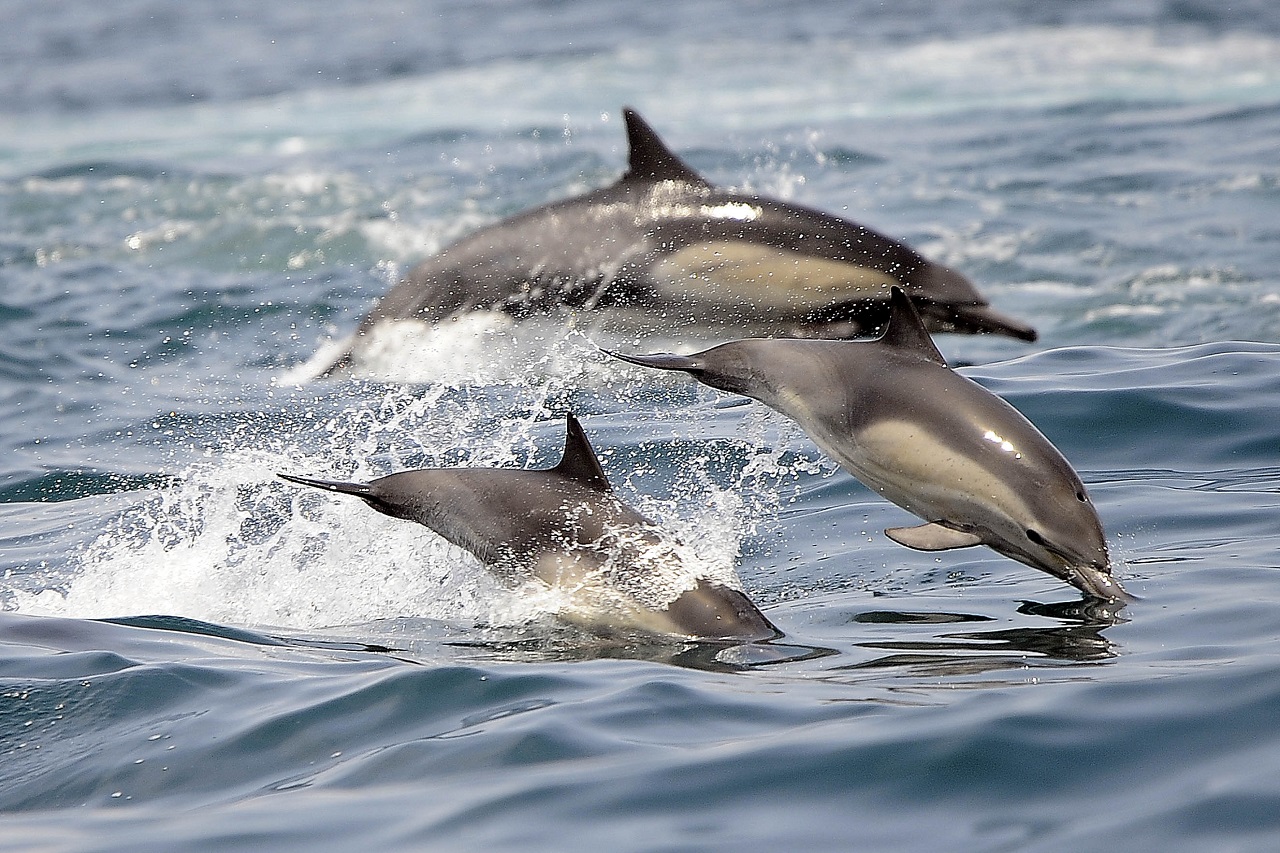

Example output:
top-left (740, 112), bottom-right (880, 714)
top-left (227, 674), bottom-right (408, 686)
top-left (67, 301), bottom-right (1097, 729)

top-left (603, 349), bottom-right (703, 373)
top-left (278, 473), bottom-right (373, 498)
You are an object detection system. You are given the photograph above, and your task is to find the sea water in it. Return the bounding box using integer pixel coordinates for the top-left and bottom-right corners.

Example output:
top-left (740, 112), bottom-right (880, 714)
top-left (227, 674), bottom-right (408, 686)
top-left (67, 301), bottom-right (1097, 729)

top-left (2, 2), bottom-right (1279, 850)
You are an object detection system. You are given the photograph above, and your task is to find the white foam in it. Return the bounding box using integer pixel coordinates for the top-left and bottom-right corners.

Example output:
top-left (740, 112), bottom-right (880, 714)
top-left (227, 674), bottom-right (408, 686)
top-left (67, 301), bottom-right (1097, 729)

top-left (335, 312), bottom-right (707, 388)
top-left (276, 336), bottom-right (352, 386)
top-left (1085, 304), bottom-right (1168, 321)
top-left (922, 227), bottom-right (1030, 267)
top-left (350, 314), bottom-right (520, 385)
top-left (17, 338), bottom-right (802, 631)
top-left (12, 443), bottom-right (504, 630)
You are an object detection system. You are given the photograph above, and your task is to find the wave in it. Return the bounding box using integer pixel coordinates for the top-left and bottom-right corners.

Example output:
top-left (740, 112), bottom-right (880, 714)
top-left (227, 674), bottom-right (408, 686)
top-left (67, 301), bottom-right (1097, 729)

top-left (7, 24), bottom-right (1280, 178)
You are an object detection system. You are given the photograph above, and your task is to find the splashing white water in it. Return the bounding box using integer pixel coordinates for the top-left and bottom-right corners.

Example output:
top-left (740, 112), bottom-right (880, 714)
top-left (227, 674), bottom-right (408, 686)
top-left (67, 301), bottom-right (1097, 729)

top-left (16, 324), bottom-right (817, 631)
top-left (14, 442), bottom-right (501, 629)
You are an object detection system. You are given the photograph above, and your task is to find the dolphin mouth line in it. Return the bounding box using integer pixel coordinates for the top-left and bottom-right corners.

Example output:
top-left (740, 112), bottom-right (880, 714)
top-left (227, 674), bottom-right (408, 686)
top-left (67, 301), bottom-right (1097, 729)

top-left (1067, 564), bottom-right (1133, 603)
top-left (1046, 547), bottom-right (1131, 603)
top-left (1004, 535), bottom-right (1130, 603)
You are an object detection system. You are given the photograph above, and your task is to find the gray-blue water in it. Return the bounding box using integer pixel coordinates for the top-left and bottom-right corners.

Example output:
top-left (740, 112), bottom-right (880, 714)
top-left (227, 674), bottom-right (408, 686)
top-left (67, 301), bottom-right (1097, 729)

top-left (3, 2), bottom-right (1280, 850)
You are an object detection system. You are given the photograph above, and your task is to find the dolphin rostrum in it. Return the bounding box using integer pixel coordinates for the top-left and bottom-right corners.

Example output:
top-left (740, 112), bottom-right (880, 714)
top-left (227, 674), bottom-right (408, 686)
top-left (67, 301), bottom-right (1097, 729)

top-left (324, 107), bottom-right (1035, 372)
top-left (608, 288), bottom-right (1126, 601)
top-left (279, 415), bottom-right (779, 640)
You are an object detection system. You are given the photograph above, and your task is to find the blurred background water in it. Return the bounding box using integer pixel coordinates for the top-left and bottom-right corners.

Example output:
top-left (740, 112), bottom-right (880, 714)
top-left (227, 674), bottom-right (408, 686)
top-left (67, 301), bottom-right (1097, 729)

top-left (2, 1), bottom-right (1279, 850)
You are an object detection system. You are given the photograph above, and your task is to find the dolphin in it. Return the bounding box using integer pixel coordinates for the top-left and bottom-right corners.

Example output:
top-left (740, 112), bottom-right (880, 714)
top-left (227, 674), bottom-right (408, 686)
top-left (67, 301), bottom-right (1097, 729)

top-left (279, 415), bottom-right (779, 641)
top-left (323, 107), bottom-right (1035, 372)
top-left (608, 288), bottom-right (1126, 601)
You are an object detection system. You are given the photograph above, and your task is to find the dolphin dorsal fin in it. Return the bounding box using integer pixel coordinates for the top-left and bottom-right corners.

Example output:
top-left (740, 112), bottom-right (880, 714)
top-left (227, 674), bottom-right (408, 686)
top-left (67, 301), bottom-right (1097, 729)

top-left (621, 107), bottom-right (710, 187)
top-left (551, 415), bottom-right (613, 492)
top-left (880, 287), bottom-right (947, 366)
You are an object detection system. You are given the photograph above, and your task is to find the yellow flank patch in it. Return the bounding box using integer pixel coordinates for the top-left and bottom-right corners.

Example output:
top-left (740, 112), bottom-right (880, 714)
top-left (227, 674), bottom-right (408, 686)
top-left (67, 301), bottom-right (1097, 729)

top-left (651, 242), bottom-right (898, 309)
top-left (850, 420), bottom-right (1029, 523)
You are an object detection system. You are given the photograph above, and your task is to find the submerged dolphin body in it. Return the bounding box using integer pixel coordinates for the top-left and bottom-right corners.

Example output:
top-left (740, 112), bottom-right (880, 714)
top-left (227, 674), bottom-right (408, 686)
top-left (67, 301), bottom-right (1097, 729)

top-left (609, 288), bottom-right (1126, 601)
top-left (279, 416), bottom-right (779, 641)
top-left (325, 108), bottom-right (1035, 372)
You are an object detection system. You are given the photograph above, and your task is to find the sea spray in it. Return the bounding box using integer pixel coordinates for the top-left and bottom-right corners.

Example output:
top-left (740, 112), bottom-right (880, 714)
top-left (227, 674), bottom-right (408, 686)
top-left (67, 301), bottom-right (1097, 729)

top-left (19, 322), bottom-right (832, 630)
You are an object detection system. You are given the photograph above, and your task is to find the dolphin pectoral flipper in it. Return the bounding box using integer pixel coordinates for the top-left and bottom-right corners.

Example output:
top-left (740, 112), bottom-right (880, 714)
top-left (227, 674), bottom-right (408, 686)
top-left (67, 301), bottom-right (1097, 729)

top-left (885, 522), bottom-right (984, 552)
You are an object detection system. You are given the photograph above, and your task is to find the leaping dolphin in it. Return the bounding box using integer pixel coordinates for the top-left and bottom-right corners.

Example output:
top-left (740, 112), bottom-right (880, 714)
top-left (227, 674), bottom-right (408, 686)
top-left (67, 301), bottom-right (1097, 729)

top-left (323, 108), bottom-right (1035, 373)
top-left (608, 288), bottom-right (1126, 602)
top-left (279, 415), bottom-right (779, 641)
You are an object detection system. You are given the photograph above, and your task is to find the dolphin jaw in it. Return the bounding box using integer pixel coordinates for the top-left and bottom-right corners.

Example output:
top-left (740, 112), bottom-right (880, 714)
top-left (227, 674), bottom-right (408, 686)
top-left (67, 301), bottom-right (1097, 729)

top-left (1041, 536), bottom-right (1125, 601)
top-left (971, 527), bottom-right (1126, 603)
top-left (1026, 544), bottom-right (1128, 602)
top-left (1066, 563), bottom-right (1131, 602)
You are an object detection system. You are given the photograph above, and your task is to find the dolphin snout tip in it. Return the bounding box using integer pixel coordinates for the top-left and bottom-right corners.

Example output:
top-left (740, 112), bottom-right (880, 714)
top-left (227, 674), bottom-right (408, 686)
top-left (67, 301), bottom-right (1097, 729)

top-left (1071, 562), bottom-right (1133, 604)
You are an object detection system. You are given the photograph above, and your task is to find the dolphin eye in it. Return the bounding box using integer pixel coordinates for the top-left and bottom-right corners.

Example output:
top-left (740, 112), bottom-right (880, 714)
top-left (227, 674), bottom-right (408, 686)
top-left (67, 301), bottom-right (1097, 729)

top-left (1076, 491), bottom-right (1087, 503)
top-left (1026, 529), bottom-right (1047, 546)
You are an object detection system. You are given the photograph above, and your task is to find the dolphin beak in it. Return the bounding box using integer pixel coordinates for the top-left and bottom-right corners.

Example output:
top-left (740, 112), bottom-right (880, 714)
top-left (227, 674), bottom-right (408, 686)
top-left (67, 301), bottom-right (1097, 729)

top-left (952, 303), bottom-right (1040, 343)
top-left (912, 298), bottom-right (1040, 342)
top-left (603, 349), bottom-right (703, 373)
top-left (1022, 535), bottom-right (1130, 603)
top-left (1067, 562), bottom-right (1132, 603)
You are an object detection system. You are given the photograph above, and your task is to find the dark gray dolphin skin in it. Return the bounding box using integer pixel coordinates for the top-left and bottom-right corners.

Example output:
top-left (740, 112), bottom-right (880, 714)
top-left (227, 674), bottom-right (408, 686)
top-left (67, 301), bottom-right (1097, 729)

top-left (324, 107), bottom-right (1035, 372)
top-left (279, 415), bottom-right (779, 641)
top-left (608, 288), bottom-right (1127, 602)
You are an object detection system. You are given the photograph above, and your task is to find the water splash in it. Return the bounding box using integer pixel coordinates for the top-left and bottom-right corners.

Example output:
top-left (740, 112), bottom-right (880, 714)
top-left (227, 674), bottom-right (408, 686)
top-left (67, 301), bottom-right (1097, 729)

top-left (16, 321), bottom-right (823, 631)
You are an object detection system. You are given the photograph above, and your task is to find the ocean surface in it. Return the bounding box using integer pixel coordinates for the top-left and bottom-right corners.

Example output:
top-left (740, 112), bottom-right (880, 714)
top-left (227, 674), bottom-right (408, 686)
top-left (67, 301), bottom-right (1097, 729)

top-left (3, 2), bottom-right (1280, 850)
